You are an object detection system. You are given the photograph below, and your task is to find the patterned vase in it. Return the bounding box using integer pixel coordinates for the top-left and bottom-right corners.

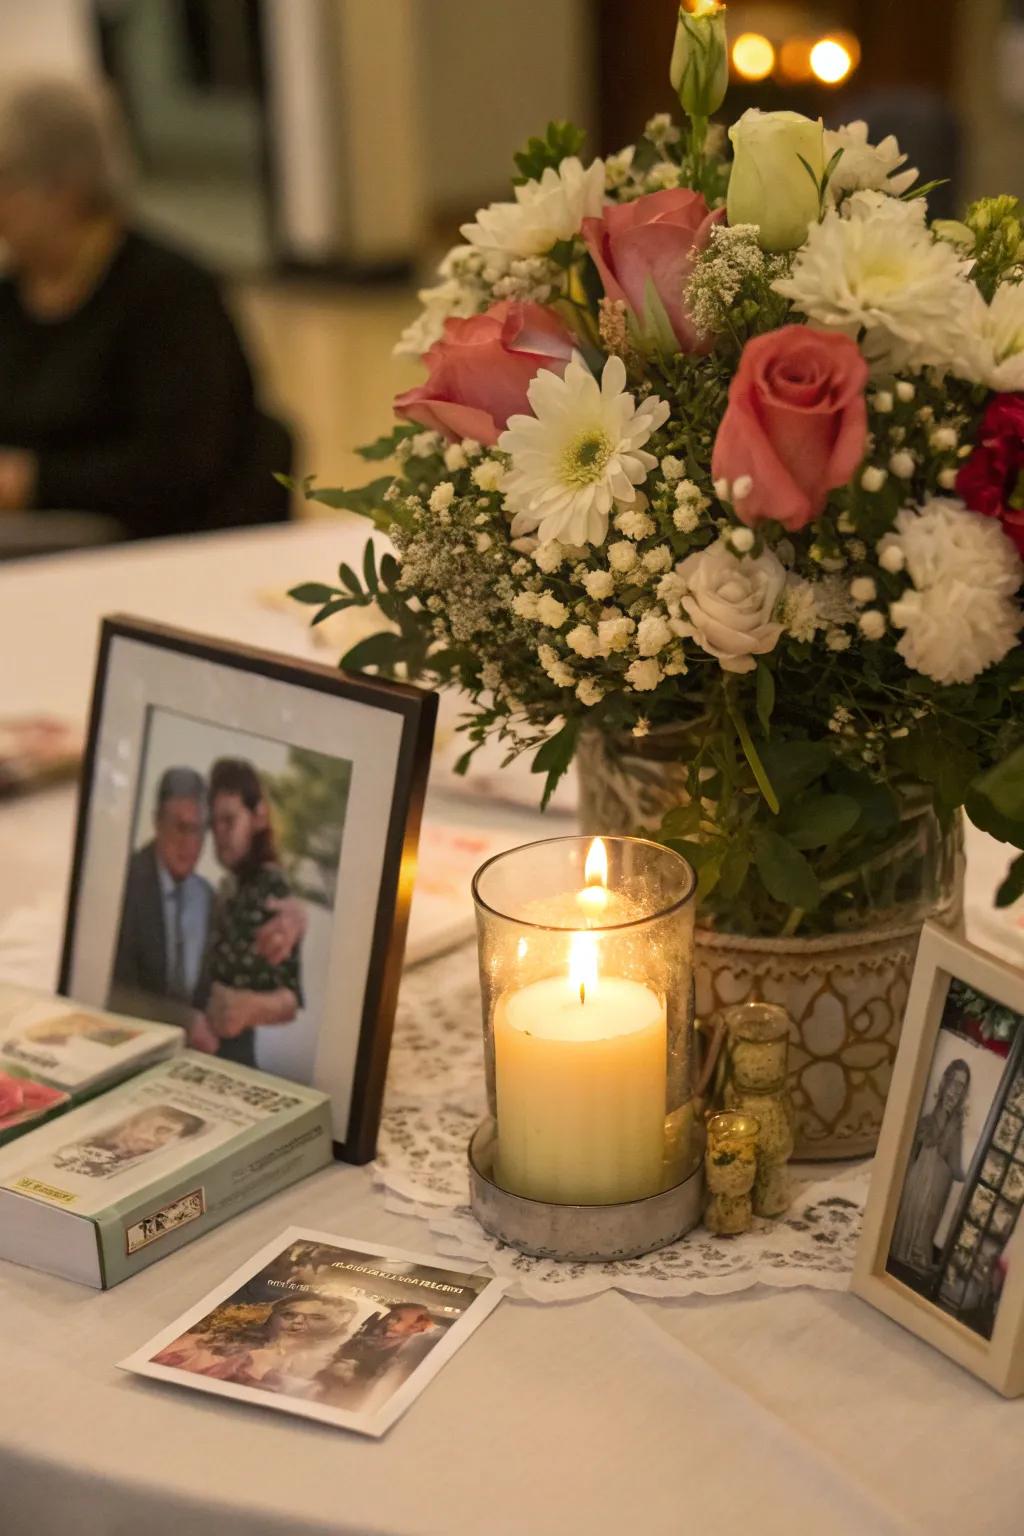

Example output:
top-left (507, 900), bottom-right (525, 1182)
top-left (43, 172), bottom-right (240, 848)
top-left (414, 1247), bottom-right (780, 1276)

top-left (576, 727), bottom-right (964, 1159)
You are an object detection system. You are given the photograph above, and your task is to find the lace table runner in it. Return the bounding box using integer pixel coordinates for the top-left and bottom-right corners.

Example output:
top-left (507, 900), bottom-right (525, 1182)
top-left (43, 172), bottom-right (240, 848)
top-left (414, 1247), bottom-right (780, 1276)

top-left (377, 945), bottom-right (871, 1302)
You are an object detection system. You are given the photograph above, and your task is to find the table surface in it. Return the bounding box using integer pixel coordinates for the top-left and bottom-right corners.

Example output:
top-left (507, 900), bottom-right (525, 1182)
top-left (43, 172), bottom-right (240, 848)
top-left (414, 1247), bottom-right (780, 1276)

top-left (2, 523), bottom-right (1023, 1536)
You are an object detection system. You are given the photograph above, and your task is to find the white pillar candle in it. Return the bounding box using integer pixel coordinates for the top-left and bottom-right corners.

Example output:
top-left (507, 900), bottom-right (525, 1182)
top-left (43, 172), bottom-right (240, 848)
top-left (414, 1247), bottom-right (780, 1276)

top-left (494, 932), bottom-right (667, 1205)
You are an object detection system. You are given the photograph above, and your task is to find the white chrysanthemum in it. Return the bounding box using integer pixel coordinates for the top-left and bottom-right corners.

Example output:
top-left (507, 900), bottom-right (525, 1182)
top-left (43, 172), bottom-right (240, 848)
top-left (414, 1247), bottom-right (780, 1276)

top-left (499, 355), bottom-right (670, 547)
top-left (954, 283), bottom-right (1024, 392)
top-left (880, 498), bottom-right (1023, 684)
top-left (824, 121), bottom-right (918, 200)
top-left (773, 196), bottom-right (974, 374)
top-left (461, 157), bottom-right (605, 258)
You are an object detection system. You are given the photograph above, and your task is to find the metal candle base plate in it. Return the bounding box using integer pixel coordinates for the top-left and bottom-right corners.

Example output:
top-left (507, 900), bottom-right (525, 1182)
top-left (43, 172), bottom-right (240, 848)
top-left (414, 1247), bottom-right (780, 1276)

top-left (468, 1119), bottom-right (706, 1262)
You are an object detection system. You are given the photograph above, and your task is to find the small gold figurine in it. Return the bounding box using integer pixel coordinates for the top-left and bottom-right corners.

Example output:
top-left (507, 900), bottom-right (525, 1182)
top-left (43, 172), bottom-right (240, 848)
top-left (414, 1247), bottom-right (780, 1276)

top-left (722, 1003), bottom-right (794, 1218)
top-left (704, 1112), bottom-right (760, 1235)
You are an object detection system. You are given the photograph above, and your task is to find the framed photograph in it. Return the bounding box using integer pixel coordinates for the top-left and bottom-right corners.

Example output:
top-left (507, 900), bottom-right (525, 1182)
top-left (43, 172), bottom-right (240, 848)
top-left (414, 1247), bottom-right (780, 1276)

top-left (119, 1226), bottom-right (506, 1438)
top-left (59, 615), bottom-right (436, 1163)
top-left (853, 922), bottom-right (1024, 1396)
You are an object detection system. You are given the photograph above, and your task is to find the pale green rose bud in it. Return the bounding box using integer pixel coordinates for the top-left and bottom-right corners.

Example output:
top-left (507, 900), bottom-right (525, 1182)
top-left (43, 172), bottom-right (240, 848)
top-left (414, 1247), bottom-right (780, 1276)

top-left (670, 1), bottom-right (729, 121)
top-left (726, 109), bottom-right (825, 253)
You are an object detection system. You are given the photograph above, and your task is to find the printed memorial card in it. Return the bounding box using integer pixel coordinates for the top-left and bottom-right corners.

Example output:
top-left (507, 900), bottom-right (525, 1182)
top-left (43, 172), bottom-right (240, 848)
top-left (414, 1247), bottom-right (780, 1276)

top-left (121, 1227), bottom-right (506, 1436)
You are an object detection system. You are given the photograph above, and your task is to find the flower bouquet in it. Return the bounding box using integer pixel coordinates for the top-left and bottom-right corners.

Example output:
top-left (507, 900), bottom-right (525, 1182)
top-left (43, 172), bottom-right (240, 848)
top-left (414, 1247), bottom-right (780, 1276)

top-left (294, 4), bottom-right (1023, 1148)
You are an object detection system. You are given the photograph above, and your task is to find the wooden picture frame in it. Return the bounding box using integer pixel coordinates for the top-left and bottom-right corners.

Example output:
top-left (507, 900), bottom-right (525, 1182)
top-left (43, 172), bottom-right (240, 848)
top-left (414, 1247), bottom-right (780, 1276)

top-left (59, 615), bottom-right (437, 1164)
top-left (852, 922), bottom-right (1024, 1396)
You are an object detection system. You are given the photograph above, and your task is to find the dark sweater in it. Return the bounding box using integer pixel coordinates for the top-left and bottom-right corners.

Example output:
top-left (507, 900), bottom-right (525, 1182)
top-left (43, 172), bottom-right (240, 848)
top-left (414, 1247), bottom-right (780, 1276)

top-left (0, 229), bottom-right (267, 538)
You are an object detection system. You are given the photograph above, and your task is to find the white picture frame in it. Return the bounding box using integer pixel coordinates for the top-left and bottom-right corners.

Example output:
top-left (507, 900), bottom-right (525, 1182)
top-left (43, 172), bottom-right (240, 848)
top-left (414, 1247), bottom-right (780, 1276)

top-left (852, 922), bottom-right (1024, 1396)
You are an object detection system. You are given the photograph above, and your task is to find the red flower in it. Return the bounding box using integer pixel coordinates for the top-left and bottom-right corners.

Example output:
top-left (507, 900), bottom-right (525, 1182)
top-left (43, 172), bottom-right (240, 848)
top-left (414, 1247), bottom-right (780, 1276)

top-left (956, 394), bottom-right (1024, 557)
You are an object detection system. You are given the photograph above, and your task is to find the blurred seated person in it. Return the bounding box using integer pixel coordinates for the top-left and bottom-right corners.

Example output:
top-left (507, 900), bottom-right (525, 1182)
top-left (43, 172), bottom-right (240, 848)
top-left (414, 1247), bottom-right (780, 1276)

top-left (0, 75), bottom-right (290, 539)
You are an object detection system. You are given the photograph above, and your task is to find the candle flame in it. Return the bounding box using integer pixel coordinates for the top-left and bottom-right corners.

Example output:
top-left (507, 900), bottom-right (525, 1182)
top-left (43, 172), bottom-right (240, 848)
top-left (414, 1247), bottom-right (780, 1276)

top-left (584, 837), bottom-right (608, 889)
top-left (568, 931), bottom-right (599, 1006)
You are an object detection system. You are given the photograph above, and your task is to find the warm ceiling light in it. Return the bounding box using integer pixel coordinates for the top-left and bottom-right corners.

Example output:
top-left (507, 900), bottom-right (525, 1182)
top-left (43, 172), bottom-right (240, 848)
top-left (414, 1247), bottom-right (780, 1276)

top-left (778, 36), bottom-right (814, 83)
top-left (809, 36), bottom-right (854, 85)
top-left (683, 0), bottom-right (722, 14)
top-left (732, 32), bottom-right (776, 82)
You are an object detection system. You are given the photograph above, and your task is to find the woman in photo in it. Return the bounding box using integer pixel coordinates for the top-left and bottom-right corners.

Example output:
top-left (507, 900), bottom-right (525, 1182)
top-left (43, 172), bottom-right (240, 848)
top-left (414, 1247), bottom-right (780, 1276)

top-left (193, 758), bottom-right (304, 1066)
top-left (890, 1058), bottom-right (971, 1275)
top-left (154, 1294), bottom-right (358, 1397)
top-left (53, 1104), bottom-right (205, 1177)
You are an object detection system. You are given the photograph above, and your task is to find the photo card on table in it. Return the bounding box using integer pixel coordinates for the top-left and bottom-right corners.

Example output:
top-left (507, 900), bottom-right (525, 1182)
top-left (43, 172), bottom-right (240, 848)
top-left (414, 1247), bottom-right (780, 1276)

top-left (853, 923), bottom-right (1024, 1396)
top-left (60, 616), bottom-right (437, 1162)
top-left (120, 1226), bottom-right (506, 1437)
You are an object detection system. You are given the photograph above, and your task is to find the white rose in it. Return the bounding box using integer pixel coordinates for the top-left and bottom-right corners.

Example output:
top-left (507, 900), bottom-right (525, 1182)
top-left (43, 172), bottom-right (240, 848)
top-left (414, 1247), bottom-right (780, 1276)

top-left (636, 612), bottom-right (673, 656)
top-left (674, 540), bottom-right (786, 673)
top-left (727, 109), bottom-right (825, 253)
top-left (576, 678), bottom-right (604, 706)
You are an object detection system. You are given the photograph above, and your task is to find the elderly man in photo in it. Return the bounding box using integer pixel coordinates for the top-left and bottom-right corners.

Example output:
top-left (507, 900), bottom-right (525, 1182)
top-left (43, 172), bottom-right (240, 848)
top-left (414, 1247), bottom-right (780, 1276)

top-left (108, 766), bottom-right (303, 1037)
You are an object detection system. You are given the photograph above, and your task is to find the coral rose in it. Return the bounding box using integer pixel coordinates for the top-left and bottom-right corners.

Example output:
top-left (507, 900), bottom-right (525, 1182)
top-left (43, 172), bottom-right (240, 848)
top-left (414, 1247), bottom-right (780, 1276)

top-left (581, 188), bottom-right (723, 352)
top-left (712, 326), bottom-right (869, 532)
top-left (393, 300), bottom-right (576, 446)
top-left (956, 393), bottom-right (1024, 557)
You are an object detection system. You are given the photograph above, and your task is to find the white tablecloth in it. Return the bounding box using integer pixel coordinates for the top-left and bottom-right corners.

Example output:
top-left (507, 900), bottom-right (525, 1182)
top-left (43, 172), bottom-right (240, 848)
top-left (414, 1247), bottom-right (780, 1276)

top-left (2, 523), bottom-right (1023, 1536)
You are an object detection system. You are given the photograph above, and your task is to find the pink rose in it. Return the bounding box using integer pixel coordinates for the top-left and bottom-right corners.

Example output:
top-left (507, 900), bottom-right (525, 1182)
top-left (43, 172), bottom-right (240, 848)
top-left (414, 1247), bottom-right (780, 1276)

top-left (393, 301), bottom-right (576, 446)
top-left (712, 327), bottom-right (869, 532)
top-left (581, 189), bottom-right (724, 352)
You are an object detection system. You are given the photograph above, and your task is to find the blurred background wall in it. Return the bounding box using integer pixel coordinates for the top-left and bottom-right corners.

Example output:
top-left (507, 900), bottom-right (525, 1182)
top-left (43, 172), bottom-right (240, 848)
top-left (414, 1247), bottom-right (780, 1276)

top-left (2, 0), bottom-right (1022, 496)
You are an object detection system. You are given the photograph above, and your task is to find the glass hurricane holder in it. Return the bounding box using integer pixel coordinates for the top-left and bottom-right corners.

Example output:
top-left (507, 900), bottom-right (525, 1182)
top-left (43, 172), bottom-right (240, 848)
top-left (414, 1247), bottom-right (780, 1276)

top-left (472, 836), bottom-right (698, 1209)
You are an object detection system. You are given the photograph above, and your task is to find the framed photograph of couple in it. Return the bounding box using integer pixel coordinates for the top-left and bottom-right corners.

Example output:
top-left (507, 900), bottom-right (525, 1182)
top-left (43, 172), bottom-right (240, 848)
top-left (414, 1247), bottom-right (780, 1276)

top-left (853, 922), bottom-right (1024, 1396)
top-left (59, 615), bottom-right (437, 1162)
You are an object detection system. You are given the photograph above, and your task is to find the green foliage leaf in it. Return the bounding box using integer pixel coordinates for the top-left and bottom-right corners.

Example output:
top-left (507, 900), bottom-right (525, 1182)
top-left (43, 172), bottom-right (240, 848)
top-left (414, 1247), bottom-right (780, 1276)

top-left (289, 582), bottom-right (337, 605)
top-left (312, 597), bottom-right (363, 626)
top-left (531, 716), bottom-right (581, 811)
top-left (660, 802), bottom-right (702, 841)
top-left (755, 663), bottom-right (775, 738)
top-left (337, 562), bottom-right (362, 594)
top-left (718, 843), bottom-right (751, 900)
top-left (363, 541), bottom-right (379, 594)
top-left (783, 793), bottom-right (861, 850)
top-left (356, 425), bottom-right (417, 461)
top-left (341, 632), bottom-right (404, 673)
top-left (304, 477), bottom-right (394, 519)
top-left (726, 693), bottom-right (780, 814)
top-left (996, 853), bottom-right (1024, 909)
top-left (512, 120), bottom-right (586, 184)
top-left (827, 763), bottom-right (900, 837)
top-left (973, 745), bottom-right (1024, 825)
top-left (758, 740), bottom-right (833, 803)
top-left (752, 829), bottom-right (821, 910)
top-left (380, 553), bottom-right (401, 590)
